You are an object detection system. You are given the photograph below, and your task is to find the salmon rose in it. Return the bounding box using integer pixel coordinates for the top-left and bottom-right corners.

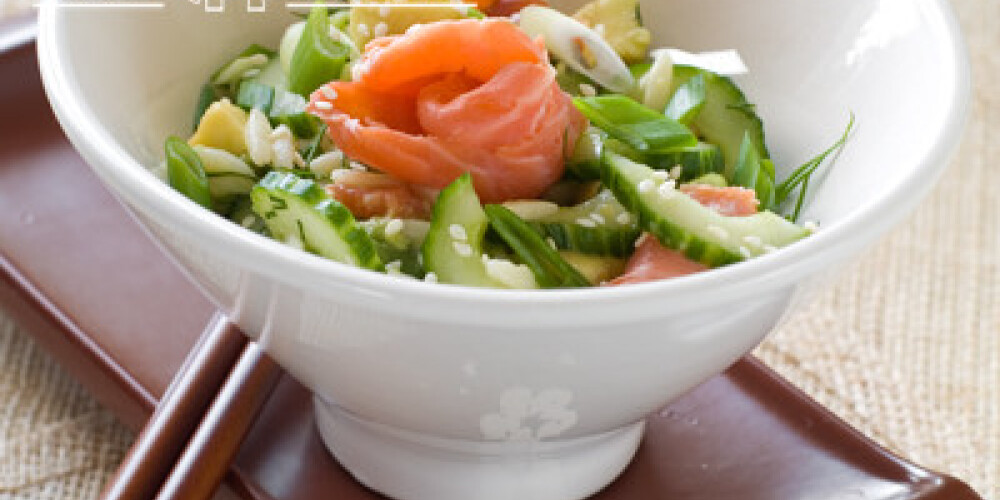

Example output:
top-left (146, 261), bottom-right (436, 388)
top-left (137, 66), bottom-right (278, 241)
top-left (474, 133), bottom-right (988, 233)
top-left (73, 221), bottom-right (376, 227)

top-left (307, 19), bottom-right (586, 203)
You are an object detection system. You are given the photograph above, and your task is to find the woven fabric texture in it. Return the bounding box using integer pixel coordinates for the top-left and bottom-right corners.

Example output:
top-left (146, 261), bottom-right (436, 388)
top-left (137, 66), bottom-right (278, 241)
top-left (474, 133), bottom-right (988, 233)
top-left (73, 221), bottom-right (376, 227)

top-left (0, 0), bottom-right (996, 498)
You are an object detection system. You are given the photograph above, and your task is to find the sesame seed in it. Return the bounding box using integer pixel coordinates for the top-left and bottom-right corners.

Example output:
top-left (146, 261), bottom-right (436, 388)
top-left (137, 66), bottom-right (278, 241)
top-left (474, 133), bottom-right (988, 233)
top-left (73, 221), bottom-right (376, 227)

top-left (635, 232), bottom-right (650, 248)
top-left (424, 272), bottom-right (438, 283)
top-left (590, 213), bottom-right (606, 225)
top-left (739, 246), bottom-right (753, 258)
top-left (329, 168), bottom-right (352, 180)
top-left (616, 212), bottom-right (632, 225)
top-left (546, 237), bottom-right (558, 250)
top-left (707, 225), bottom-right (729, 240)
top-left (313, 100), bottom-right (334, 110)
top-left (240, 215), bottom-right (257, 228)
top-left (345, 117), bottom-right (362, 133)
top-left (378, 5), bottom-right (390, 17)
top-left (356, 23), bottom-right (370, 37)
top-left (575, 218), bottom-right (597, 228)
top-left (669, 165), bottom-right (683, 179)
top-left (321, 86), bottom-right (338, 100)
top-left (652, 170), bottom-right (670, 181)
top-left (657, 181), bottom-right (676, 199)
top-left (742, 235), bottom-right (763, 247)
top-left (384, 218), bottom-right (404, 238)
top-left (638, 179), bottom-right (655, 193)
top-left (449, 223), bottom-right (468, 241)
top-left (578, 83), bottom-right (597, 97)
top-left (453, 241), bottom-right (473, 257)
top-left (372, 22), bottom-right (389, 38)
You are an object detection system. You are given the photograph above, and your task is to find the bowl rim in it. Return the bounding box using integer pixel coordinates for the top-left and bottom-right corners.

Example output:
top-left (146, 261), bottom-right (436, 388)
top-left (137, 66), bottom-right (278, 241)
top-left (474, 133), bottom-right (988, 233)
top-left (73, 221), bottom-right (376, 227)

top-left (35, 0), bottom-right (972, 325)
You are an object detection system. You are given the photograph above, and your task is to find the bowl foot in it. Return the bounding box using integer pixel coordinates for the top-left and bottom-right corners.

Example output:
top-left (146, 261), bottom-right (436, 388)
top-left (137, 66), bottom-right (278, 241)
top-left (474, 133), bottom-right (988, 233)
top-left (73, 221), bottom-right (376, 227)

top-left (314, 397), bottom-right (644, 500)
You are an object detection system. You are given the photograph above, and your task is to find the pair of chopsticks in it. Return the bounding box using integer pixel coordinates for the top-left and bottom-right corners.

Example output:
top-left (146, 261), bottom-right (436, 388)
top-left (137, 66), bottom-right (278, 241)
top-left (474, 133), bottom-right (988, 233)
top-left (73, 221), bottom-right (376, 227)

top-left (101, 313), bottom-right (282, 500)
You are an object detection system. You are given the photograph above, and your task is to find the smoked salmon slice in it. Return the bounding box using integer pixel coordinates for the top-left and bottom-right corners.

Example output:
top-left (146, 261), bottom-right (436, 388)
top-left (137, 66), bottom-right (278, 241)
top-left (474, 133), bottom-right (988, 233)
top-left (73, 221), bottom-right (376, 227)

top-left (324, 171), bottom-right (434, 220)
top-left (606, 185), bottom-right (761, 285)
top-left (605, 235), bottom-right (709, 286)
top-left (678, 184), bottom-right (759, 217)
top-left (308, 19), bottom-right (586, 203)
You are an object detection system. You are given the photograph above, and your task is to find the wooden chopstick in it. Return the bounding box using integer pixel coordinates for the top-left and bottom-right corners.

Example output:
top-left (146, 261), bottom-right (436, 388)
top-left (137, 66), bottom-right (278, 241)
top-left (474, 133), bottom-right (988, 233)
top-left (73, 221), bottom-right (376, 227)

top-left (101, 314), bottom-right (247, 500)
top-left (153, 340), bottom-right (282, 500)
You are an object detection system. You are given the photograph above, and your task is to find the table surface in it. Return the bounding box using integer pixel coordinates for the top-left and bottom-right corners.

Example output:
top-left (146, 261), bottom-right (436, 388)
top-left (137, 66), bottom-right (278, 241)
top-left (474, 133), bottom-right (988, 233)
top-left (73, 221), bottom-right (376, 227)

top-left (0, 1), bottom-right (996, 499)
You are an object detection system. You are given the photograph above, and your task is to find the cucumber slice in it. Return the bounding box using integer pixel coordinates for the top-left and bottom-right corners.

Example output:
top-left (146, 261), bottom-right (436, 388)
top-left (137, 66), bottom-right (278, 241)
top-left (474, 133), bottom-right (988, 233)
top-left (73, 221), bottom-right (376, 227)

top-left (422, 174), bottom-right (521, 288)
top-left (515, 190), bottom-right (640, 258)
top-left (251, 171), bottom-right (383, 271)
top-left (669, 65), bottom-right (769, 178)
top-left (647, 142), bottom-right (724, 181)
top-left (484, 205), bottom-right (591, 288)
top-left (601, 151), bottom-right (808, 267)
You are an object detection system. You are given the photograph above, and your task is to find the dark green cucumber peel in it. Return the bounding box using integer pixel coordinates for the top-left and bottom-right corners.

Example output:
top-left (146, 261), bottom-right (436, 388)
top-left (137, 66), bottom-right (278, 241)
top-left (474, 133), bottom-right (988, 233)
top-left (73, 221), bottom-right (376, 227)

top-left (251, 171), bottom-right (383, 271)
top-left (526, 191), bottom-right (640, 258)
top-left (165, 136), bottom-right (212, 209)
top-left (646, 142), bottom-right (724, 182)
top-left (601, 151), bottom-right (808, 267)
top-left (484, 205), bottom-right (591, 288)
top-left (730, 132), bottom-right (776, 210)
top-left (566, 126), bottom-right (607, 181)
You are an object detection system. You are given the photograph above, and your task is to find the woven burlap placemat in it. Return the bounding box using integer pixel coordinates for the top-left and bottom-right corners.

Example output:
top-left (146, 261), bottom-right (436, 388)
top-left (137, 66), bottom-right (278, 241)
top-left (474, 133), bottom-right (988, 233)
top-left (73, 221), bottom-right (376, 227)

top-left (1, 0), bottom-right (995, 498)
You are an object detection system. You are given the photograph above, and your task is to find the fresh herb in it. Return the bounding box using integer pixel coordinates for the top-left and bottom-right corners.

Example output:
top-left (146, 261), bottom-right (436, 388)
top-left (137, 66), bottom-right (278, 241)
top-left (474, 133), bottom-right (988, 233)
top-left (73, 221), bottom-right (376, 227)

top-left (573, 95), bottom-right (697, 153)
top-left (775, 113), bottom-right (855, 221)
top-left (289, 7), bottom-right (351, 96)
top-left (165, 137), bottom-right (212, 209)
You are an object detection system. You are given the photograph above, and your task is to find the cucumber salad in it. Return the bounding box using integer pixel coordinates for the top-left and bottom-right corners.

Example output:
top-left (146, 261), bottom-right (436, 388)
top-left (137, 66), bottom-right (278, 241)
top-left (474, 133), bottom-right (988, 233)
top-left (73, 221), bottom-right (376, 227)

top-left (163, 0), bottom-right (850, 289)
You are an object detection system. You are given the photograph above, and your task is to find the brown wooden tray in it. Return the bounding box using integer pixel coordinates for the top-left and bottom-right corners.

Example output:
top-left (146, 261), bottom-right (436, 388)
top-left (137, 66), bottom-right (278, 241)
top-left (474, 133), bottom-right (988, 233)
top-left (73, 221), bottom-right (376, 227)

top-left (0, 32), bottom-right (983, 500)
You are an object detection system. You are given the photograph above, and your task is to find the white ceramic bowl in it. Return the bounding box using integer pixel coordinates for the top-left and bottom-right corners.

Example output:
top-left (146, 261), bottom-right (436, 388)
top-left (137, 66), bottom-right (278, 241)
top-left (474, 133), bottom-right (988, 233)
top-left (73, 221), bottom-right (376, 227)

top-left (38, 1), bottom-right (969, 499)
